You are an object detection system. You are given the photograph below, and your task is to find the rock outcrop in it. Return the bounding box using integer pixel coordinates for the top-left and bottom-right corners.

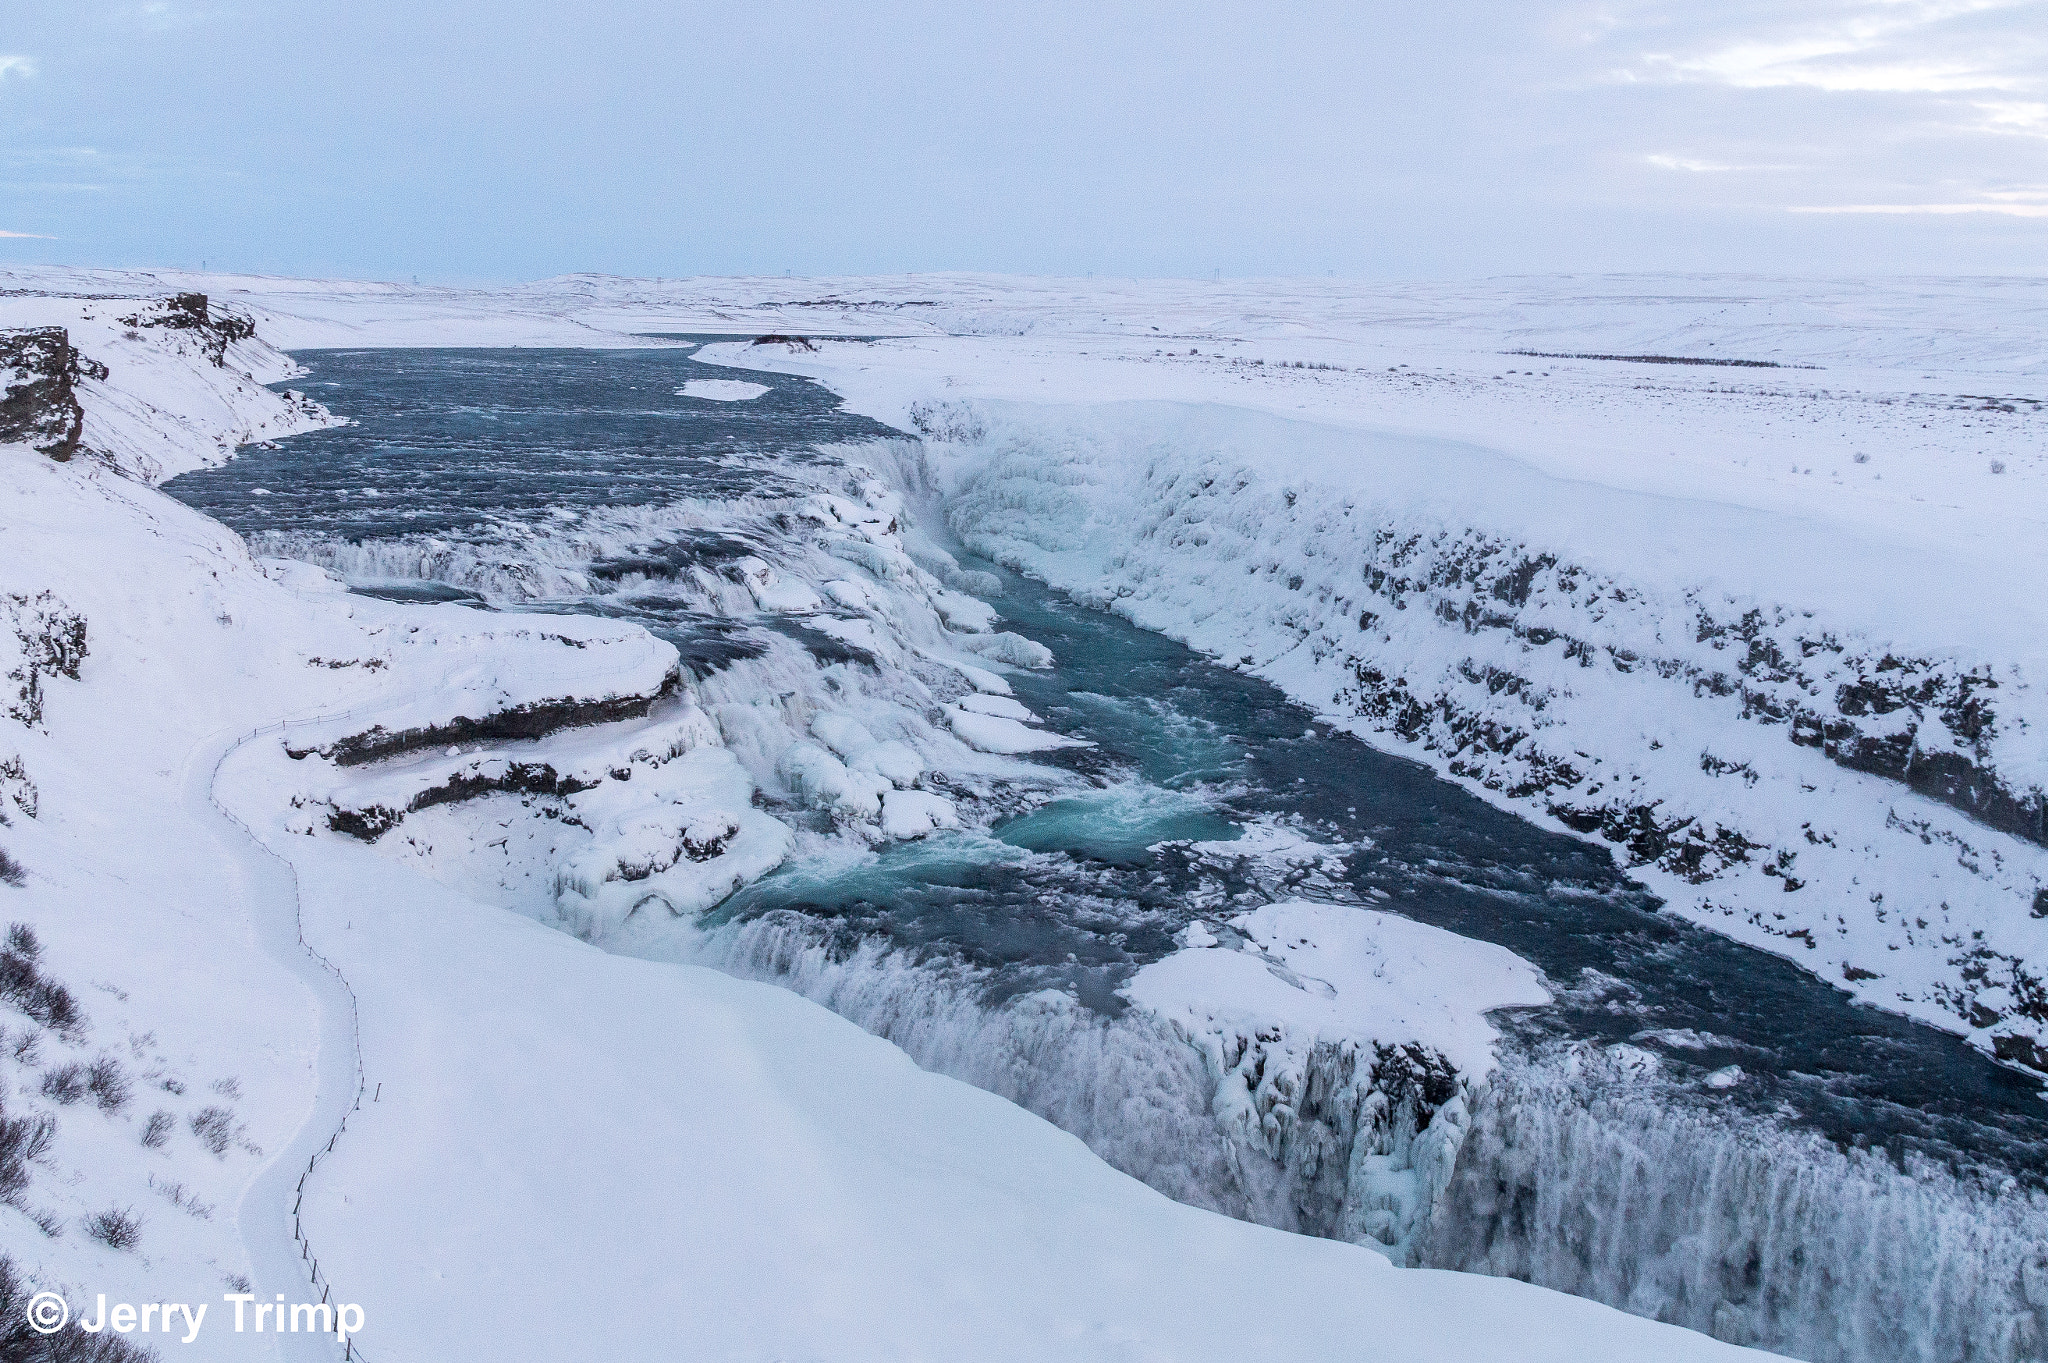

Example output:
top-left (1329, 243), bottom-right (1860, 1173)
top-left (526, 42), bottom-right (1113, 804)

top-left (0, 328), bottom-right (105, 461)
top-left (117, 292), bottom-right (256, 367)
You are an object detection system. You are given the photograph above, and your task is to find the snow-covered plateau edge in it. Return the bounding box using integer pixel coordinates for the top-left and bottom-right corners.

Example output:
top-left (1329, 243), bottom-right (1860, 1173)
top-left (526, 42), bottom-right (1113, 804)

top-left (0, 294), bottom-right (1783, 1361)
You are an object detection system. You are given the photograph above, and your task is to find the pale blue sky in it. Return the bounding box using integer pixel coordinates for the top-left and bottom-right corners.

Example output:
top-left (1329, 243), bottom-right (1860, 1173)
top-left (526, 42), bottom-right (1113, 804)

top-left (4, 1), bottom-right (2044, 280)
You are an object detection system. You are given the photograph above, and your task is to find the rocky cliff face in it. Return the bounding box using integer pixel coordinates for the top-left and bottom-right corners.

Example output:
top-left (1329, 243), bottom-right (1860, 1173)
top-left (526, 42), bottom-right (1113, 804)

top-left (0, 328), bottom-right (106, 461)
top-left (117, 292), bottom-right (256, 367)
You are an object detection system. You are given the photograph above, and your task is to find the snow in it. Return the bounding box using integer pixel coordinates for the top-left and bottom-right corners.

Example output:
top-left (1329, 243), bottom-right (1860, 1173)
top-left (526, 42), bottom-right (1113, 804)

top-left (0, 282), bottom-right (1781, 1362)
top-left (945, 703), bottom-right (1092, 754)
top-left (1127, 900), bottom-right (1553, 1083)
top-left (678, 378), bottom-right (769, 401)
top-left (954, 629), bottom-right (1057, 668)
top-left (948, 659), bottom-right (1013, 695)
top-left (955, 692), bottom-right (1037, 721)
top-left (879, 788), bottom-right (962, 839)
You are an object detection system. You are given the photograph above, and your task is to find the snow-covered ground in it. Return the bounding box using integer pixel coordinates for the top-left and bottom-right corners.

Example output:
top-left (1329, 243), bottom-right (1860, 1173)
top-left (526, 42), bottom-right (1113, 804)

top-left (0, 279), bottom-right (1801, 1359)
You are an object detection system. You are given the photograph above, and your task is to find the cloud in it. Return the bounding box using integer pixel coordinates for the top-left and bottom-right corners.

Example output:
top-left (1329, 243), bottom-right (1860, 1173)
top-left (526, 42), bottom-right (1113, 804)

top-left (1973, 100), bottom-right (2048, 135)
top-left (1644, 153), bottom-right (1795, 172)
top-left (1792, 186), bottom-right (2048, 216)
top-left (1582, 2), bottom-right (2048, 231)
top-left (115, 2), bottom-right (217, 32)
top-left (0, 230), bottom-right (55, 238)
top-left (1622, 0), bottom-right (2042, 96)
top-left (1792, 203), bottom-right (2048, 214)
top-left (0, 55), bottom-right (36, 80)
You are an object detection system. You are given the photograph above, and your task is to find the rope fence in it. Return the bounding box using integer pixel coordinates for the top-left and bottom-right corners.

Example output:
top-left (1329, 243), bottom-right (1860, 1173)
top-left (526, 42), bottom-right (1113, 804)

top-left (209, 711), bottom-right (376, 1362)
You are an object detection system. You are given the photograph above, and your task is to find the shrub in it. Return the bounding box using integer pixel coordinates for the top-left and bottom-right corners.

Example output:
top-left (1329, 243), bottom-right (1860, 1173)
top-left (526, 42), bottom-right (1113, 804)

top-left (81, 1207), bottom-right (141, 1251)
top-left (0, 950), bottom-right (35, 1003)
top-left (140, 1111), bottom-right (174, 1149)
top-left (0, 1109), bottom-right (56, 1198)
top-left (0, 850), bottom-right (23, 888)
top-left (85, 1058), bottom-right (128, 1113)
top-left (188, 1107), bottom-right (233, 1156)
top-left (40, 1063), bottom-right (85, 1105)
top-left (0, 928), bottom-right (80, 1032)
top-left (28, 981), bottom-right (77, 1032)
top-left (147, 1176), bottom-right (211, 1221)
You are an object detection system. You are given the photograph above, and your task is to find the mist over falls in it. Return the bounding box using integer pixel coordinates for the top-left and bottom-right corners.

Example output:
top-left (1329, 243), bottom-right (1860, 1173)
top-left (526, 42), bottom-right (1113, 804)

top-left (165, 346), bottom-right (2048, 1363)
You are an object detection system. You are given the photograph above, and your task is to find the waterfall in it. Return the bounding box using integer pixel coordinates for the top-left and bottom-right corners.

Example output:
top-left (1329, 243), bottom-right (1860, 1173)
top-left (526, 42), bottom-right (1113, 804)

top-left (683, 910), bottom-right (1490, 1266)
top-left (1423, 1042), bottom-right (2048, 1362)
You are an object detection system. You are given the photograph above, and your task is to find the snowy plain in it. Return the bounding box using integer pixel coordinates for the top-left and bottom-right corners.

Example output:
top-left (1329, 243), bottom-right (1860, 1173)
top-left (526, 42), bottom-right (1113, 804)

top-left (0, 272), bottom-right (1821, 1359)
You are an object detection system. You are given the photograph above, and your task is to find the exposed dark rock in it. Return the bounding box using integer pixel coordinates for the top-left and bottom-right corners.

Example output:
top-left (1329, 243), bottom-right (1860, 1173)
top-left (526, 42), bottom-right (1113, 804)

top-left (404, 761), bottom-right (599, 815)
top-left (0, 327), bottom-right (105, 460)
top-left (1548, 799), bottom-right (1763, 884)
top-left (1993, 1033), bottom-right (2048, 1074)
top-left (907, 400), bottom-right (989, 444)
top-left (327, 804), bottom-right (401, 841)
top-left (1258, 1036), bottom-right (1468, 1259)
top-left (299, 672), bottom-right (679, 767)
top-left (327, 760), bottom-right (602, 841)
top-left (1503, 348), bottom-right (1811, 369)
top-left (682, 816), bottom-right (739, 861)
top-left (117, 292), bottom-right (255, 367)
top-left (1322, 520), bottom-right (2048, 853)
top-left (1824, 731), bottom-right (2045, 847)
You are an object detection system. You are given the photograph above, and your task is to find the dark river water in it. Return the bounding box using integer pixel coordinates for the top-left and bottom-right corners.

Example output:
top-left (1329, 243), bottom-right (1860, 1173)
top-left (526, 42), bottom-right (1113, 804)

top-left (164, 345), bottom-right (2048, 1363)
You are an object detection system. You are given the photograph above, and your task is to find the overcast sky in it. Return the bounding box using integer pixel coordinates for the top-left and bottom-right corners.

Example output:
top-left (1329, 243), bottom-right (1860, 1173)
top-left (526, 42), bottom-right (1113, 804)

top-left (3, 1), bottom-right (2044, 281)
